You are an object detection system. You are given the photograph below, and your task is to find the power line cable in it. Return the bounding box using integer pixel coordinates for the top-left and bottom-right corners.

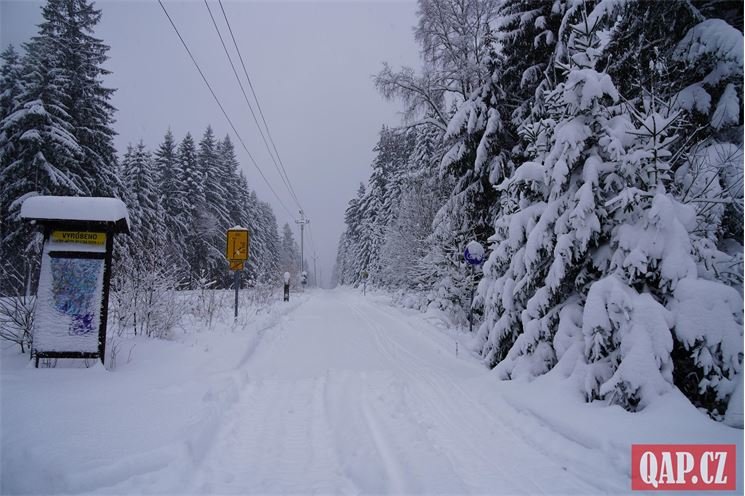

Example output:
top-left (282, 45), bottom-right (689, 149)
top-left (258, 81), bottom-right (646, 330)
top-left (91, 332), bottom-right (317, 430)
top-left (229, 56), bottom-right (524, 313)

top-left (158, 0), bottom-right (296, 221)
top-left (203, 0), bottom-right (302, 211)
top-left (217, 0), bottom-right (303, 209)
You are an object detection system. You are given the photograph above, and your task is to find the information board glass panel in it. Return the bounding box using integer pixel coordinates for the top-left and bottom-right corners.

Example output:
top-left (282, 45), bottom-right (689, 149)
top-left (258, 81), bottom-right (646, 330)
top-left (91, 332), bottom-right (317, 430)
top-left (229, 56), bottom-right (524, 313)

top-left (33, 246), bottom-right (105, 353)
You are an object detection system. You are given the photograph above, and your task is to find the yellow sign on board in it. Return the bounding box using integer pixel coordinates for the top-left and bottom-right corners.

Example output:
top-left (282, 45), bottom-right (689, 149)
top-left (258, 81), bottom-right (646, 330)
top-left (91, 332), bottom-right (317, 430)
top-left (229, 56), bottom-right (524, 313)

top-left (226, 229), bottom-right (249, 261)
top-left (229, 260), bottom-right (244, 271)
top-left (51, 231), bottom-right (106, 246)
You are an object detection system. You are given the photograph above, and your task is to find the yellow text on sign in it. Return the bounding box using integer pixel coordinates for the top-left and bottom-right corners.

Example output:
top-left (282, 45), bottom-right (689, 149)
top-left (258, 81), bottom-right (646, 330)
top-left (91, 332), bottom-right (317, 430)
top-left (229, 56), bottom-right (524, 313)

top-left (226, 229), bottom-right (250, 261)
top-left (51, 231), bottom-right (107, 246)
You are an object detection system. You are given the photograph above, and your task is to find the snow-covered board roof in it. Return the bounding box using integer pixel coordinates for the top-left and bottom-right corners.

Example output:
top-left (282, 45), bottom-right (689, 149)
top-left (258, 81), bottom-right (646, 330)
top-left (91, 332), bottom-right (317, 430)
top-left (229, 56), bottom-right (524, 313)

top-left (20, 196), bottom-right (130, 233)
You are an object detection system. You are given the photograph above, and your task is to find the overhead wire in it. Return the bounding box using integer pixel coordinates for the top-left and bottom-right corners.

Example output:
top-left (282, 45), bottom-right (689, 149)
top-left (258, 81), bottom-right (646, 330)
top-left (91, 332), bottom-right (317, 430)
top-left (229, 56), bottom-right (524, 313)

top-left (157, 0), bottom-right (296, 221)
top-left (203, 0), bottom-right (302, 212)
top-left (217, 0), bottom-right (303, 210)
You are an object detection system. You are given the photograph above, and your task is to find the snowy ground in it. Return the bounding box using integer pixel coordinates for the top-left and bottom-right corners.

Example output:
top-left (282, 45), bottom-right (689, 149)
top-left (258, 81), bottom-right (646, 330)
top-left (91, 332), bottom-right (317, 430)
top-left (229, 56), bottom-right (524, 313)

top-left (1, 287), bottom-right (742, 494)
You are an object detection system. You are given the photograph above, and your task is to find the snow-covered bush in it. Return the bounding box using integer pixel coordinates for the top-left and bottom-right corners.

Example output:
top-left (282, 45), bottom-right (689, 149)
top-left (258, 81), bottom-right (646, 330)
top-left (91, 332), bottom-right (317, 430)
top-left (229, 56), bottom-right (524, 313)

top-left (0, 264), bottom-right (35, 353)
top-left (670, 278), bottom-right (743, 418)
top-left (111, 254), bottom-right (184, 339)
top-left (577, 275), bottom-right (675, 411)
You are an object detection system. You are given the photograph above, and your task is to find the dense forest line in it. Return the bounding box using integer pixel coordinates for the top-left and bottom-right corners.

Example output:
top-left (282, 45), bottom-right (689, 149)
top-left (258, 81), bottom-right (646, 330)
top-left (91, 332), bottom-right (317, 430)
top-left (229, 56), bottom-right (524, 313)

top-left (335, 0), bottom-right (744, 419)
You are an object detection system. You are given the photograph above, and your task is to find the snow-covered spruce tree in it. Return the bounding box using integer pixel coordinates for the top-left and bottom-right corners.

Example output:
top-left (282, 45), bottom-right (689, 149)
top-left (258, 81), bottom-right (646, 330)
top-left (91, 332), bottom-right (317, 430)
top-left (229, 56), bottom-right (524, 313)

top-left (496, 0), bottom-right (564, 145)
top-left (667, 17), bottom-right (743, 416)
top-left (336, 128), bottom-right (406, 288)
top-left (0, 45), bottom-right (26, 295)
top-left (236, 180), bottom-right (279, 288)
top-left (379, 124), bottom-right (449, 291)
top-left (570, 93), bottom-right (741, 416)
top-left (1, 0), bottom-right (119, 296)
top-left (236, 179), bottom-right (260, 285)
top-left (121, 142), bottom-right (162, 250)
top-left (116, 142), bottom-right (176, 338)
top-left (355, 127), bottom-right (413, 285)
top-left (43, 0), bottom-right (120, 198)
top-left (219, 136), bottom-right (243, 229)
top-left (0, 30), bottom-right (85, 296)
top-left (589, 1), bottom-right (744, 415)
top-left (212, 134), bottom-right (245, 287)
top-left (670, 15), bottom-right (744, 248)
top-left (593, 0), bottom-right (703, 101)
top-left (336, 183), bottom-right (366, 286)
top-left (426, 0), bottom-right (564, 323)
top-left (0, 45), bottom-right (23, 123)
top-left (476, 6), bottom-right (621, 377)
top-left (176, 132), bottom-right (206, 287)
top-left (430, 51), bottom-right (502, 322)
top-left (155, 128), bottom-right (188, 271)
top-left (553, 4), bottom-right (740, 416)
top-left (256, 198), bottom-right (281, 286)
top-left (198, 126), bottom-right (229, 282)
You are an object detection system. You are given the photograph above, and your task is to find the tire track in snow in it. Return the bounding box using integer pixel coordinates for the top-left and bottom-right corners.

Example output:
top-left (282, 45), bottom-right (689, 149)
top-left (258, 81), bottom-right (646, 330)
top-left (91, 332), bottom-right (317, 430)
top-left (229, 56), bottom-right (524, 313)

top-left (189, 377), bottom-right (352, 494)
top-left (376, 304), bottom-right (628, 493)
top-left (343, 297), bottom-right (500, 494)
top-left (346, 293), bottom-right (612, 494)
top-left (345, 297), bottom-right (531, 494)
top-left (323, 369), bottom-right (396, 494)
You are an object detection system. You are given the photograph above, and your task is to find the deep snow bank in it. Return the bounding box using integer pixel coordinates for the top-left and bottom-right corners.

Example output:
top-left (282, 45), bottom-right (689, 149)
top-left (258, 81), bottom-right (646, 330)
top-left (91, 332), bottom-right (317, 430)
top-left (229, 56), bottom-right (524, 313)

top-left (0, 290), bottom-right (308, 494)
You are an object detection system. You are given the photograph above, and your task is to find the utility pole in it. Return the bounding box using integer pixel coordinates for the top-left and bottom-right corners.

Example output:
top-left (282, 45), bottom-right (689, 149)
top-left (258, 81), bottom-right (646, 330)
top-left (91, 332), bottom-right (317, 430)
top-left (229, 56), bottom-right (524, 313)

top-left (311, 253), bottom-right (318, 288)
top-left (295, 210), bottom-right (310, 277)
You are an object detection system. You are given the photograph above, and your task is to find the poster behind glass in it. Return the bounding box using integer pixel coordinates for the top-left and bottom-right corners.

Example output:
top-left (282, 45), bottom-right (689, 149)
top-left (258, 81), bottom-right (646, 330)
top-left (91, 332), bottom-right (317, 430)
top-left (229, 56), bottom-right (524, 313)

top-left (33, 246), bottom-right (105, 353)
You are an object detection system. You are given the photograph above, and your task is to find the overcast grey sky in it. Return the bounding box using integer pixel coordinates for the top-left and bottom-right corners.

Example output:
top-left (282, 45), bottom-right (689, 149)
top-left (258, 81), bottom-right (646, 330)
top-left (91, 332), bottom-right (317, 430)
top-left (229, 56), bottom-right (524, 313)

top-left (1, 0), bottom-right (420, 286)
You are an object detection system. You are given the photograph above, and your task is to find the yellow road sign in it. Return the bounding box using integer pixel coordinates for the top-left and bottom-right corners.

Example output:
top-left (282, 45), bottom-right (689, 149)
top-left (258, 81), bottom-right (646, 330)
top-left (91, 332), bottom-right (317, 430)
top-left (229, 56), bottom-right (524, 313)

top-left (229, 260), bottom-right (244, 271)
top-left (51, 230), bottom-right (106, 246)
top-left (226, 228), bottom-right (250, 261)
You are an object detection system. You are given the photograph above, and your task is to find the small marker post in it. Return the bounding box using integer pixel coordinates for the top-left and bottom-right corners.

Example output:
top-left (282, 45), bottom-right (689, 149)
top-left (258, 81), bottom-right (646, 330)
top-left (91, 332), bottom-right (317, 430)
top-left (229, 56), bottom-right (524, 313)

top-left (234, 270), bottom-right (239, 321)
top-left (464, 241), bottom-right (485, 333)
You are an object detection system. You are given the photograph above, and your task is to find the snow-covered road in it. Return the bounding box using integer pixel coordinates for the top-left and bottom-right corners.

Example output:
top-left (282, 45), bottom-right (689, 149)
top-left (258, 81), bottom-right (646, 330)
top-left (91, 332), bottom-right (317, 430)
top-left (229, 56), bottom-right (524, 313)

top-left (181, 289), bottom-right (611, 494)
top-left (4, 288), bottom-right (738, 495)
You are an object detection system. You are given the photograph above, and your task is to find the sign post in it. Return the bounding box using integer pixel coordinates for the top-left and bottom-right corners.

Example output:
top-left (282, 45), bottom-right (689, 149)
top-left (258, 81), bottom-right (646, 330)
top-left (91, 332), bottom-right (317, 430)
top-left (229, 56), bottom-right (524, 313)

top-left (283, 272), bottom-right (290, 302)
top-left (464, 241), bottom-right (485, 333)
top-left (20, 196), bottom-right (130, 367)
top-left (226, 227), bottom-right (249, 321)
